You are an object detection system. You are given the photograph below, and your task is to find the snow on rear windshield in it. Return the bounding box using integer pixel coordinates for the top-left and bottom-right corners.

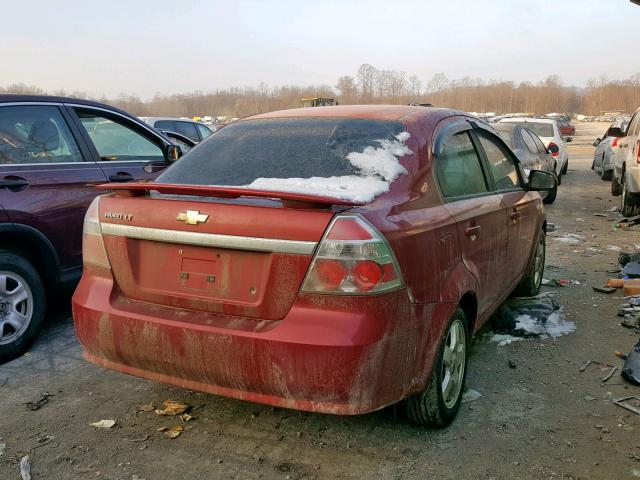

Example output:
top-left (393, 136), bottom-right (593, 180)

top-left (157, 118), bottom-right (412, 203)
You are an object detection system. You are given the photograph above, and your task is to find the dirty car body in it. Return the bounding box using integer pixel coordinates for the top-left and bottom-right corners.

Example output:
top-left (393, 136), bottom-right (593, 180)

top-left (72, 106), bottom-right (550, 423)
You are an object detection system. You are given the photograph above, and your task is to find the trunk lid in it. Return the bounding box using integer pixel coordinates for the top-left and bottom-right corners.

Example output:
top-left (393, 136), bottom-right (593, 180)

top-left (97, 184), bottom-right (342, 320)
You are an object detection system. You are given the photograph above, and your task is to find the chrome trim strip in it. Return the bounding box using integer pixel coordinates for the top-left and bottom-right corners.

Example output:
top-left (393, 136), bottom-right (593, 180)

top-left (100, 223), bottom-right (317, 255)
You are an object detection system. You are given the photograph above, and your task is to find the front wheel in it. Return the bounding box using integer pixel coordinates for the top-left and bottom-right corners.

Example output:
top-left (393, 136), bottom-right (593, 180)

top-left (543, 186), bottom-right (557, 204)
top-left (612, 173), bottom-right (623, 196)
top-left (513, 230), bottom-right (545, 297)
top-left (0, 252), bottom-right (46, 362)
top-left (403, 308), bottom-right (468, 427)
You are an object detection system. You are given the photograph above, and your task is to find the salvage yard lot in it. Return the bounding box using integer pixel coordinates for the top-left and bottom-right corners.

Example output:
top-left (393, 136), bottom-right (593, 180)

top-left (1, 122), bottom-right (639, 480)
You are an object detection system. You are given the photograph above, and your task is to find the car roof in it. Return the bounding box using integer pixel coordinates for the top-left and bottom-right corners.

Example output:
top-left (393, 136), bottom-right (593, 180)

top-left (0, 94), bottom-right (144, 123)
top-left (245, 105), bottom-right (458, 122)
top-left (499, 117), bottom-right (557, 125)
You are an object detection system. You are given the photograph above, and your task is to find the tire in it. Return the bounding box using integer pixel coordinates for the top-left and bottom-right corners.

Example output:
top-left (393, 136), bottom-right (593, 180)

top-left (403, 308), bottom-right (468, 428)
top-left (556, 170), bottom-right (562, 186)
top-left (0, 251), bottom-right (46, 362)
top-left (543, 186), bottom-right (557, 204)
top-left (612, 173), bottom-right (623, 196)
top-left (561, 158), bottom-right (568, 175)
top-left (620, 174), bottom-right (640, 217)
top-left (513, 230), bottom-right (545, 297)
top-left (601, 165), bottom-right (612, 181)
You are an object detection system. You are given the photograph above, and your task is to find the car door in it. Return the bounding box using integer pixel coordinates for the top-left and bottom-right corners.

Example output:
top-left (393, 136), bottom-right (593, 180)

top-left (530, 131), bottom-right (555, 173)
top-left (474, 128), bottom-right (540, 290)
top-left (67, 106), bottom-right (170, 183)
top-left (0, 103), bottom-right (107, 269)
top-left (434, 123), bottom-right (509, 317)
top-left (616, 112), bottom-right (639, 180)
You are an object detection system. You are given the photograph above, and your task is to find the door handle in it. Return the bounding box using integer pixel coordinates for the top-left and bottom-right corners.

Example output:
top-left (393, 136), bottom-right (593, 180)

top-left (464, 225), bottom-right (481, 237)
top-left (0, 176), bottom-right (29, 191)
top-left (108, 172), bottom-right (134, 182)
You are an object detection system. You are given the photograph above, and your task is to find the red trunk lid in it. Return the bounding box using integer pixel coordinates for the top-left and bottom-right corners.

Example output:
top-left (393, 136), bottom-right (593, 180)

top-left (97, 187), bottom-right (339, 320)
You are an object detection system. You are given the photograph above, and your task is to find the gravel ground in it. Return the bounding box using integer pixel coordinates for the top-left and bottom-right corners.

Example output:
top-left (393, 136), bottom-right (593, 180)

top-left (1, 122), bottom-right (639, 480)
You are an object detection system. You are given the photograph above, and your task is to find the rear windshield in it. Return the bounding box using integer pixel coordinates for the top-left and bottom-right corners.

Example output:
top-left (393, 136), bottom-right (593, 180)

top-left (157, 118), bottom-right (410, 202)
top-left (495, 129), bottom-right (515, 149)
top-left (507, 122), bottom-right (554, 138)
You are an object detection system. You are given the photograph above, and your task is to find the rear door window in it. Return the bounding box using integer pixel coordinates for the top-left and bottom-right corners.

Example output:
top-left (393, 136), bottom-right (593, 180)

top-left (154, 120), bottom-right (176, 131)
top-left (477, 131), bottom-right (521, 190)
top-left (74, 110), bottom-right (164, 161)
top-left (196, 123), bottom-right (213, 140)
top-left (521, 129), bottom-right (539, 154)
top-left (435, 131), bottom-right (489, 199)
top-left (530, 132), bottom-right (548, 154)
top-left (0, 105), bottom-right (83, 164)
top-left (174, 121), bottom-right (199, 142)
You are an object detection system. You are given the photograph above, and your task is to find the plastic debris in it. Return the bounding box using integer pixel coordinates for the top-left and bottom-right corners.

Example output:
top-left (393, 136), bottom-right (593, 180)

top-left (90, 419), bottom-right (116, 429)
top-left (25, 393), bottom-right (51, 411)
top-left (0, 443), bottom-right (5, 457)
top-left (461, 389), bottom-right (482, 403)
top-left (157, 424), bottom-right (184, 439)
top-left (623, 262), bottom-right (640, 278)
top-left (154, 400), bottom-right (189, 416)
top-left (620, 252), bottom-right (640, 267)
top-left (20, 455), bottom-right (31, 480)
top-left (613, 396), bottom-right (640, 415)
top-left (621, 340), bottom-right (640, 385)
top-left (592, 286), bottom-right (616, 294)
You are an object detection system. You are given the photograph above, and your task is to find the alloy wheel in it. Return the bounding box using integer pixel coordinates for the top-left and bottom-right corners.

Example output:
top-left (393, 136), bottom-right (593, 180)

top-left (0, 271), bottom-right (34, 345)
top-left (533, 236), bottom-right (545, 288)
top-left (441, 319), bottom-right (466, 409)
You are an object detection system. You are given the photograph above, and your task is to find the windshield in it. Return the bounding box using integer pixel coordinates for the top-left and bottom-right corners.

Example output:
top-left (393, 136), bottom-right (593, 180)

top-left (157, 118), bottom-right (411, 203)
top-left (506, 122), bottom-right (554, 138)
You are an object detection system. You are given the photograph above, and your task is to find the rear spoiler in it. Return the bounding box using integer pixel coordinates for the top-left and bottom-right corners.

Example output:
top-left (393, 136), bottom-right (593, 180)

top-left (97, 182), bottom-right (363, 208)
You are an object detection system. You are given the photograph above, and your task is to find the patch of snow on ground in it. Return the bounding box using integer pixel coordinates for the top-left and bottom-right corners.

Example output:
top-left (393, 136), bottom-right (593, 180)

top-left (514, 312), bottom-right (576, 339)
top-left (555, 233), bottom-right (585, 245)
top-left (489, 334), bottom-right (525, 346)
top-left (244, 133), bottom-right (412, 203)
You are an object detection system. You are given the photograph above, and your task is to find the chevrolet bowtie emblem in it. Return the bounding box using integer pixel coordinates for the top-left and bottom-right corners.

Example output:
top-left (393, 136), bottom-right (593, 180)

top-left (177, 210), bottom-right (209, 225)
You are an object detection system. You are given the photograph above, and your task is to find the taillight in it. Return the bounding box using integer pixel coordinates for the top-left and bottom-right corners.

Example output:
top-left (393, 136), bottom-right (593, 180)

top-left (548, 142), bottom-right (559, 157)
top-left (82, 197), bottom-right (111, 272)
top-left (301, 215), bottom-right (403, 294)
top-left (611, 137), bottom-right (621, 148)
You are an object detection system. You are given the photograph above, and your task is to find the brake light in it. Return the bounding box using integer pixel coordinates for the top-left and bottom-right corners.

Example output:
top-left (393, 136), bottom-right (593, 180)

top-left (301, 215), bottom-right (403, 294)
top-left (548, 142), bottom-right (559, 157)
top-left (611, 137), bottom-right (622, 148)
top-left (82, 197), bottom-right (111, 272)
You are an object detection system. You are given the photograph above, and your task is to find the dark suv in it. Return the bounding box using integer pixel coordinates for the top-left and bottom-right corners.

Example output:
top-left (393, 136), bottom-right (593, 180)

top-left (0, 95), bottom-right (183, 360)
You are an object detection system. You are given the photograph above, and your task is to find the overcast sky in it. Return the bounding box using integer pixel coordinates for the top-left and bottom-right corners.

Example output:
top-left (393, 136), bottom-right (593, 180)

top-left (1, 0), bottom-right (638, 98)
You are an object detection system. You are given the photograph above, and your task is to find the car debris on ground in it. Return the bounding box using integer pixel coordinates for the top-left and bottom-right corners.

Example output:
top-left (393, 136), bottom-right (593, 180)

top-left (620, 340), bottom-right (640, 385)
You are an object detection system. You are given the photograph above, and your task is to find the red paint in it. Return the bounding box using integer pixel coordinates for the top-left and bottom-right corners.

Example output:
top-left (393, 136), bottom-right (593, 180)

top-left (73, 105), bottom-right (545, 415)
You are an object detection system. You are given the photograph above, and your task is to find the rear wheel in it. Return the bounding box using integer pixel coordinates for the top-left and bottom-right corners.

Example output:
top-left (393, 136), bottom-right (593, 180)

top-left (403, 308), bottom-right (468, 427)
top-left (0, 252), bottom-right (45, 362)
top-left (561, 158), bottom-right (568, 175)
top-left (513, 230), bottom-right (545, 297)
top-left (620, 174), bottom-right (640, 217)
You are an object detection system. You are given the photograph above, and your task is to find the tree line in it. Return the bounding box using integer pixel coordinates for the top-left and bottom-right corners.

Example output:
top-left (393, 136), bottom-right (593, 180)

top-left (2, 64), bottom-right (639, 118)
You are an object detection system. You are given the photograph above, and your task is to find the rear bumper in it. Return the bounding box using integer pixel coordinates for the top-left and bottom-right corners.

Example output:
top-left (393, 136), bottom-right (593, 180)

top-left (73, 274), bottom-right (453, 414)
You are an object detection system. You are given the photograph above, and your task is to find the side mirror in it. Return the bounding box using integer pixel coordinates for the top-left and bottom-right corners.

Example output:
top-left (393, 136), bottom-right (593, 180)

top-left (527, 170), bottom-right (557, 191)
top-left (166, 144), bottom-right (183, 162)
top-left (547, 143), bottom-right (560, 154)
top-left (593, 138), bottom-right (601, 147)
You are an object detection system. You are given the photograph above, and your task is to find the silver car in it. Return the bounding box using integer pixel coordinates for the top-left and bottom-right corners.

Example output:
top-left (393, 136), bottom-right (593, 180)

top-left (592, 118), bottom-right (629, 181)
top-left (494, 123), bottom-right (558, 204)
top-left (611, 108), bottom-right (640, 216)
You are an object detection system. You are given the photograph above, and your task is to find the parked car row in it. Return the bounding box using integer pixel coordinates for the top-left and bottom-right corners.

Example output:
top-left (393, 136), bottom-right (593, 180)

top-left (1, 97), bottom-right (557, 428)
top-left (590, 111), bottom-right (640, 216)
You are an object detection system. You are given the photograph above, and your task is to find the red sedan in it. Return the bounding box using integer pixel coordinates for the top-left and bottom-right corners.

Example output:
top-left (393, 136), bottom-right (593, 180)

top-left (72, 105), bottom-right (555, 426)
